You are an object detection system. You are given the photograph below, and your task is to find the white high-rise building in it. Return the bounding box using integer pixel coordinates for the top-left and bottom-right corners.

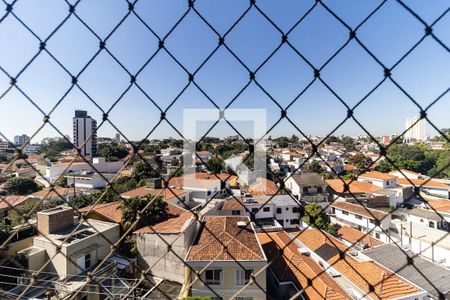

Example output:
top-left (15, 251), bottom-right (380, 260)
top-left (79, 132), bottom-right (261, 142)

top-left (404, 116), bottom-right (426, 141)
top-left (115, 133), bottom-right (121, 143)
top-left (73, 110), bottom-right (97, 159)
top-left (14, 134), bottom-right (30, 146)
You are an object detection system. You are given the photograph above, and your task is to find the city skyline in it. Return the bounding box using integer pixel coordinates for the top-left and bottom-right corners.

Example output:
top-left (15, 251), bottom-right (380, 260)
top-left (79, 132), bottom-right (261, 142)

top-left (0, 1), bottom-right (449, 142)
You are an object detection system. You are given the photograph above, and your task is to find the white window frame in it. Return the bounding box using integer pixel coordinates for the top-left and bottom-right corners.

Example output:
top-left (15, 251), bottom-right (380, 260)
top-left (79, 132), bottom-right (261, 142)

top-left (235, 269), bottom-right (253, 285)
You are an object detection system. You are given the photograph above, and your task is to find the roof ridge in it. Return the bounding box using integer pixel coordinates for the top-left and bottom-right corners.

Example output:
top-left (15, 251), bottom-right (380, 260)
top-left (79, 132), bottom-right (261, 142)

top-left (223, 231), bottom-right (262, 259)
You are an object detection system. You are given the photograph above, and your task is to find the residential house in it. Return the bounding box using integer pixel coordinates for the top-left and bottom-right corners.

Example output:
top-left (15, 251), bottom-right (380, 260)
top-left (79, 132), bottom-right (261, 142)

top-left (31, 187), bottom-right (81, 203)
top-left (389, 169), bottom-right (423, 180)
top-left (336, 226), bottom-right (384, 249)
top-left (330, 201), bottom-right (393, 243)
top-left (0, 195), bottom-right (31, 218)
top-left (35, 157), bottom-right (123, 187)
top-left (220, 194), bottom-right (302, 230)
top-left (185, 216), bottom-right (267, 300)
top-left (5, 206), bottom-right (126, 299)
top-left (134, 204), bottom-right (196, 284)
top-left (293, 229), bottom-right (428, 299)
top-left (257, 231), bottom-right (351, 299)
top-left (169, 174), bottom-right (225, 204)
top-left (284, 173), bottom-right (328, 203)
top-left (396, 178), bottom-right (450, 199)
top-left (405, 208), bottom-right (449, 231)
top-left (358, 171), bottom-right (397, 188)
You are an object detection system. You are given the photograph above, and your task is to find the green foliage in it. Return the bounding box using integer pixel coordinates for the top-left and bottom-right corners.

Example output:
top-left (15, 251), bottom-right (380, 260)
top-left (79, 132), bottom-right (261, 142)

top-left (206, 156), bottom-right (225, 173)
top-left (170, 149), bottom-right (182, 156)
top-left (302, 203), bottom-right (338, 235)
top-left (56, 174), bottom-right (68, 187)
top-left (342, 173), bottom-right (357, 181)
top-left (40, 137), bottom-right (72, 161)
top-left (119, 195), bottom-right (168, 229)
top-left (71, 194), bottom-right (96, 209)
top-left (347, 153), bottom-right (372, 170)
top-left (132, 160), bottom-right (159, 181)
top-left (120, 235), bottom-right (138, 258)
top-left (3, 177), bottom-right (40, 195)
top-left (325, 136), bottom-right (340, 144)
top-left (303, 161), bottom-right (324, 174)
top-left (143, 144), bottom-right (161, 155)
top-left (99, 143), bottom-right (129, 161)
top-left (0, 152), bottom-right (13, 163)
top-left (274, 136), bottom-right (289, 148)
top-left (340, 136), bottom-right (356, 151)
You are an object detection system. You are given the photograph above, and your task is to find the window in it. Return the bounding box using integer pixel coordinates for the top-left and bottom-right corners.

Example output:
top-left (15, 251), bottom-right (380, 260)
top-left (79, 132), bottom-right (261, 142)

top-left (205, 269), bottom-right (222, 285)
top-left (290, 219), bottom-right (300, 225)
top-left (251, 208), bottom-right (258, 214)
top-left (276, 208), bottom-right (282, 214)
top-left (355, 215), bottom-right (363, 220)
top-left (317, 187), bottom-right (322, 193)
top-left (84, 253), bottom-right (91, 270)
top-left (342, 211), bottom-right (349, 216)
top-left (236, 269), bottom-right (253, 285)
top-left (207, 191), bottom-right (211, 196)
top-left (285, 207), bottom-right (289, 211)
top-left (375, 232), bottom-right (380, 239)
top-left (263, 207), bottom-right (270, 212)
top-left (420, 218), bottom-right (424, 222)
top-left (232, 210), bottom-right (241, 215)
top-left (369, 219), bottom-right (375, 224)
top-left (429, 221), bottom-right (435, 228)
top-left (293, 207), bottom-right (300, 213)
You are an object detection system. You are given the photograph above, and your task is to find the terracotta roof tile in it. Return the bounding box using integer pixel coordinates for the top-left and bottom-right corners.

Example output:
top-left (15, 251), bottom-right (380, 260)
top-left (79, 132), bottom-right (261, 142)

top-left (332, 202), bottom-right (388, 220)
top-left (326, 179), bottom-right (383, 194)
top-left (294, 229), bottom-right (422, 299)
top-left (426, 200), bottom-right (450, 213)
top-left (359, 171), bottom-right (396, 181)
top-left (80, 201), bottom-right (122, 223)
top-left (32, 187), bottom-right (75, 199)
top-left (337, 226), bottom-right (383, 248)
top-left (135, 204), bottom-right (192, 234)
top-left (396, 178), bottom-right (449, 190)
top-left (258, 231), bottom-right (351, 300)
top-left (187, 216), bottom-right (265, 261)
top-left (0, 195), bottom-right (30, 210)
top-left (248, 177), bottom-right (278, 195)
top-left (121, 187), bottom-right (189, 200)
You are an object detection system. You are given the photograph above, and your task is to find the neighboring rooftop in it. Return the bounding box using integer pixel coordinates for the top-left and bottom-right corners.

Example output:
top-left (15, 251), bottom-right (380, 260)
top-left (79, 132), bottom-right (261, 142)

top-left (248, 177), bottom-right (279, 195)
top-left (120, 187), bottom-right (189, 201)
top-left (135, 204), bottom-right (193, 234)
top-left (326, 179), bottom-right (383, 194)
top-left (359, 171), bottom-right (396, 181)
top-left (363, 244), bottom-right (450, 299)
top-left (258, 231), bottom-right (350, 300)
top-left (337, 226), bottom-right (384, 249)
top-left (294, 229), bottom-right (424, 299)
top-left (290, 173), bottom-right (327, 187)
top-left (32, 187), bottom-right (75, 199)
top-left (186, 216), bottom-right (265, 261)
top-left (0, 195), bottom-right (30, 211)
top-left (332, 201), bottom-right (388, 220)
top-left (406, 208), bottom-right (444, 221)
top-left (396, 178), bottom-right (449, 190)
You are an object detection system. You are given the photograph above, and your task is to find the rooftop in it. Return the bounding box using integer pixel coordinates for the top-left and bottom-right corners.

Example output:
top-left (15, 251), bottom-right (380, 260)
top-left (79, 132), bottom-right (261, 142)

top-left (396, 178), bottom-right (449, 190)
top-left (332, 201), bottom-right (388, 220)
top-left (359, 171), bottom-right (396, 181)
top-left (294, 229), bottom-right (424, 299)
top-left (120, 187), bottom-right (189, 201)
top-left (406, 208), bottom-right (444, 221)
top-left (290, 173), bottom-right (327, 187)
top-left (257, 231), bottom-right (350, 300)
top-left (248, 177), bottom-right (279, 195)
top-left (337, 226), bottom-right (384, 249)
top-left (135, 204), bottom-right (193, 234)
top-left (186, 216), bottom-right (265, 261)
top-left (0, 195), bottom-right (30, 210)
top-left (326, 179), bottom-right (383, 194)
top-left (363, 244), bottom-right (450, 298)
top-left (32, 187), bottom-right (75, 199)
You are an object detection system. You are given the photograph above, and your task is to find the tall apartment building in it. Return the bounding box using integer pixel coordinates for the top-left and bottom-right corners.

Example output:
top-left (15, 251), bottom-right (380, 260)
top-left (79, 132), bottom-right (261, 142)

top-left (404, 116), bottom-right (426, 141)
top-left (13, 134), bottom-right (30, 146)
top-left (73, 110), bottom-right (97, 159)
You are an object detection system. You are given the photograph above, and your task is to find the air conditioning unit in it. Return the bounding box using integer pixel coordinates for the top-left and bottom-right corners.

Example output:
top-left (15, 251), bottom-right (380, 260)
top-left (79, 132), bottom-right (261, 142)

top-left (237, 221), bottom-right (247, 228)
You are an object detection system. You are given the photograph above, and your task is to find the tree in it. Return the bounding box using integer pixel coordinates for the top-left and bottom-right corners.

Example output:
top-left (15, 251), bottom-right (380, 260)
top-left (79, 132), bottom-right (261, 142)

top-left (56, 174), bottom-right (68, 187)
top-left (132, 160), bottom-right (159, 181)
top-left (8, 198), bottom-right (59, 226)
top-left (207, 156), bottom-right (225, 174)
top-left (347, 153), bottom-right (371, 170)
top-left (119, 195), bottom-right (168, 229)
top-left (71, 194), bottom-right (96, 209)
top-left (40, 137), bottom-right (72, 161)
top-left (301, 203), bottom-right (339, 235)
top-left (340, 136), bottom-right (356, 151)
top-left (99, 143), bottom-right (129, 161)
top-left (303, 161), bottom-right (324, 174)
top-left (3, 177), bottom-right (40, 195)
top-left (342, 173), bottom-right (357, 181)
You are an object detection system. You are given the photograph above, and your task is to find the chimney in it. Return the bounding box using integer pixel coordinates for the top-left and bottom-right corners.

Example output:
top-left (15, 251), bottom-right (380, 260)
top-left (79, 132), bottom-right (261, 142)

top-left (146, 178), bottom-right (162, 189)
top-left (37, 206), bottom-right (74, 235)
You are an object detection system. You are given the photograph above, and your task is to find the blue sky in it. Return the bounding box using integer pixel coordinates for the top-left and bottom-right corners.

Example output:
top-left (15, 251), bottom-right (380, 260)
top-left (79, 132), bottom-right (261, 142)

top-left (0, 0), bottom-right (449, 143)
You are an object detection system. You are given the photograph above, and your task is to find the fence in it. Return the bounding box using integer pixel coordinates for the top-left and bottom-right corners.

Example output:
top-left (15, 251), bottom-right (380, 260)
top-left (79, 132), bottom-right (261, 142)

top-left (0, 0), bottom-right (449, 299)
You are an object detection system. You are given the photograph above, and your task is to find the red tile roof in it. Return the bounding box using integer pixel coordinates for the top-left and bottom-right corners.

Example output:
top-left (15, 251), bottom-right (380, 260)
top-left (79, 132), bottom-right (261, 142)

top-left (295, 229), bottom-right (422, 299)
top-left (332, 202), bottom-right (388, 220)
top-left (396, 178), bottom-right (449, 190)
top-left (425, 200), bottom-right (450, 214)
top-left (0, 195), bottom-right (30, 210)
top-left (248, 177), bottom-right (278, 195)
top-left (187, 216), bottom-right (265, 261)
top-left (80, 201), bottom-right (122, 223)
top-left (135, 204), bottom-right (192, 234)
top-left (258, 231), bottom-right (350, 300)
top-left (32, 187), bottom-right (75, 199)
top-left (326, 179), bottom-right (383, 194)
top-left (337, 226), bottom-right (383, 248)
top-left (120, 187), bottom-right (189, 200)
top-left (359, 171), bottom-right (396, 181)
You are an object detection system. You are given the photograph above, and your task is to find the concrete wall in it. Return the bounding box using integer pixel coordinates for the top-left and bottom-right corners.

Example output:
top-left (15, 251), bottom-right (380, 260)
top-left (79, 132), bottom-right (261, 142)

top-left (136, 219), bottom-right (196, 284)
top-left (332, 208), bottom-right (391, 231)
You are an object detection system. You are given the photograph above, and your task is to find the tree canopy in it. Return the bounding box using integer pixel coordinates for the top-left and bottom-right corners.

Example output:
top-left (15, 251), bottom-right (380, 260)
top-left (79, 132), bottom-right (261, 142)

top-left (119, 195), bottom-right (168, 229)
top-left (98, 143), bottom-right (129, 161)
top-left (3, 177), bottom-right (40, 195)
